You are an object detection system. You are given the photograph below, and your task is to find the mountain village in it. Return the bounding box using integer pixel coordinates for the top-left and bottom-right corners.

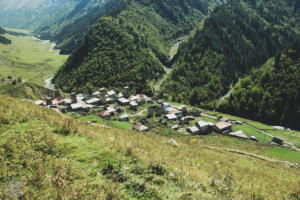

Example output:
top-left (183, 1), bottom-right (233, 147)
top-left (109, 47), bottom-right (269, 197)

top-left (33, 86), bottom-right (272, 143)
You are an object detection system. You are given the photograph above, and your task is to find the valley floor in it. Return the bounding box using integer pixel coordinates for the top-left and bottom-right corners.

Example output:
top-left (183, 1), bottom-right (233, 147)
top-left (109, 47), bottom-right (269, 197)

top-left (0, 30), bottom-right (67, 86)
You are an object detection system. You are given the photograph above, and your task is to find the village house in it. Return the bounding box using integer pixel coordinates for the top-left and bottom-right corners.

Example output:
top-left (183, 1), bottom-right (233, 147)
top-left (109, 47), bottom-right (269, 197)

top-left (133, 123), bottom-right (149, 132)
top-left (187, 126), bottom-right (200, 134)
top-left (106, 106), bottom-right (117, 115)
top-left (86, 98), bottom-right (101, 105)
top-left (167, 109), bottom-right (183, 118)
top-left (180, 116), bottom-right (195, 124)
top-left (130, 101), bottom-right (138, 111)
top-left (213, 122), bottom-right (233, 133)
top-left (70, 103), bottom-right (83, 111)
top-left (128, 95), bottom-right (145, 105)
top-left (119, 114), bottom-right (129, 122)
top-left (195, 121), bottom-right (214, 134)
top-left (165, 113), bottom-right (178, 121)
top-left (118, 97), bottom-right (130, 106)
top-left (107, 90), bottom-right (117, 98)
top-left (99, 110), bottom-right (112, 119)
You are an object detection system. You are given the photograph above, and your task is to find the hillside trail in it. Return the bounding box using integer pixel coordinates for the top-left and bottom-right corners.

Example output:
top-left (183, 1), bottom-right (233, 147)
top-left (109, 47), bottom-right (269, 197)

top-left (201, 144), bottom-right (299, 168)
top-left (219, 78), bottom-right (241, 101)
top-left (45, 77), bottom-right (56, 91)
top-left (153, 40), bottom-right (183, 92)
top-left (201, 112), bottom-right (300, 152)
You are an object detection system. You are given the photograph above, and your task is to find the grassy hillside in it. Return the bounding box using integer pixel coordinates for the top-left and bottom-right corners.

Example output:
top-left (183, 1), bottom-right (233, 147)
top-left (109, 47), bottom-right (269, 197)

top-left (53, 0), bottom-right (226, 94)
top-left (219, 39), bottom-right (300, 129)
top-left (1, 95), bottom-right (300, 199)
top-left (0, 32), bottom-right (67, 86)
top-left (162, 0), bottom-right (300, 107)
top-left (0, 82), bottom-right (57, 100)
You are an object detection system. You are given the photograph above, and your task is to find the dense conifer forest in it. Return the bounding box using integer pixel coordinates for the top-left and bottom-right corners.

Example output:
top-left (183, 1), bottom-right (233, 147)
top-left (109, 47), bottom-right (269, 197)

top-left (219, 39), bottom-right (300, 129)
top-left (162, 0), bottom-right (300, 107)
top-left (53, 0), bottom-right (226, 94)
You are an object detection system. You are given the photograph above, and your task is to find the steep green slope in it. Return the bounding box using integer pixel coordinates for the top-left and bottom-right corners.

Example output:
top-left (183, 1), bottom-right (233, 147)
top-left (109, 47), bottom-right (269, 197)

top-left (162, 0), bottom-right (300, 107)
top-left (53, 0), bottom-right (226, 94)
top-left (35, 0), bottom-right (120, 54)
top-left (219, 39), bottom-right (300, 129)
top-left (0, 82), bottom-right (57, 100)
top-left (1, 95), bottom-right (300, 199)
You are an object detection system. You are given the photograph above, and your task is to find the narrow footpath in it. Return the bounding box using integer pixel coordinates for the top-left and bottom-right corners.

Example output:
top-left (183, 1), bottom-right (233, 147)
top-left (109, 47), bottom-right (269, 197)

top-left (201, 112), bottom-right (300, 152)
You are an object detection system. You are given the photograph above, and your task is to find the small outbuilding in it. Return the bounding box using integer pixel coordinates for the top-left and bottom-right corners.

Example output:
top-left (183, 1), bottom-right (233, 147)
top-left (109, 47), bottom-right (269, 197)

top-left (133, 123), bottom-right (149, 132)
top-left (228, 130), bottom-right (249, 139)
top-left (180, 116), bottom-right (195, 124)
top-left (119, 114), bottom-right (129, 122)
top-left (99, 110), bottom-right (112, 119)
top-left (118, 98), bottom-right (130, 106)
top-left (213, 122), bottom-right (233, 133)
top-left (187, 126), bottom-right (200, 134)
top-left (130, 101), bottom-right (138, 111)
top-left (86, 98), bottom-right (101, 105)
top-left (71, 103), bottom-right (83, 111)
top-left (165, 114), bottom-right (178, 121)
top-left (106, 107), bottom-right (117, 114)
top-left (195, 121), bottom-right (213, 134)
top-left (107, 90), bottom-right (117, 97)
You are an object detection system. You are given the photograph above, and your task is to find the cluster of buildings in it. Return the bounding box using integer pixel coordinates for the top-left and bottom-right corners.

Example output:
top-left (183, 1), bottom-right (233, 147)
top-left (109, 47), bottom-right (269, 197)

top-left (33, 86), bottom-right (155, 116)
top-left (33, 86), bottom-right (255, 141)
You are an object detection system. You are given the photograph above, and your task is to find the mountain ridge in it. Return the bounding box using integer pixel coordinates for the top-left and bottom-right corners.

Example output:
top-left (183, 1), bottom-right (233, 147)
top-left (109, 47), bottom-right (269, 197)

top-left (161, 0), bottom-right (300, 107)
top-left (52, 0), bottom-right (227, 94)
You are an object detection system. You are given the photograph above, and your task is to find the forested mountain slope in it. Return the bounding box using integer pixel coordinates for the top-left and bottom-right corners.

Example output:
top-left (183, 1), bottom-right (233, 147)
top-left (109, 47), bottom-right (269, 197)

top-left (162, 0), bottom-right (300, 107)
top-left (35, 0), bottom-right (120, 54)
top-left (53, 0), bottom-right (227, 94)
top-left (219, 39), bottom-right (300, 129)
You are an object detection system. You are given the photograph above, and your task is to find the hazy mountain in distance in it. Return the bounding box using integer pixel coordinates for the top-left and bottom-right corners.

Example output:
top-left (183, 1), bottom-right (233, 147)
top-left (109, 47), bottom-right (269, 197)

top-left (0, 0), bottom-right (78, 30)
top-left (35, 0), bottom-right (120, 54)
